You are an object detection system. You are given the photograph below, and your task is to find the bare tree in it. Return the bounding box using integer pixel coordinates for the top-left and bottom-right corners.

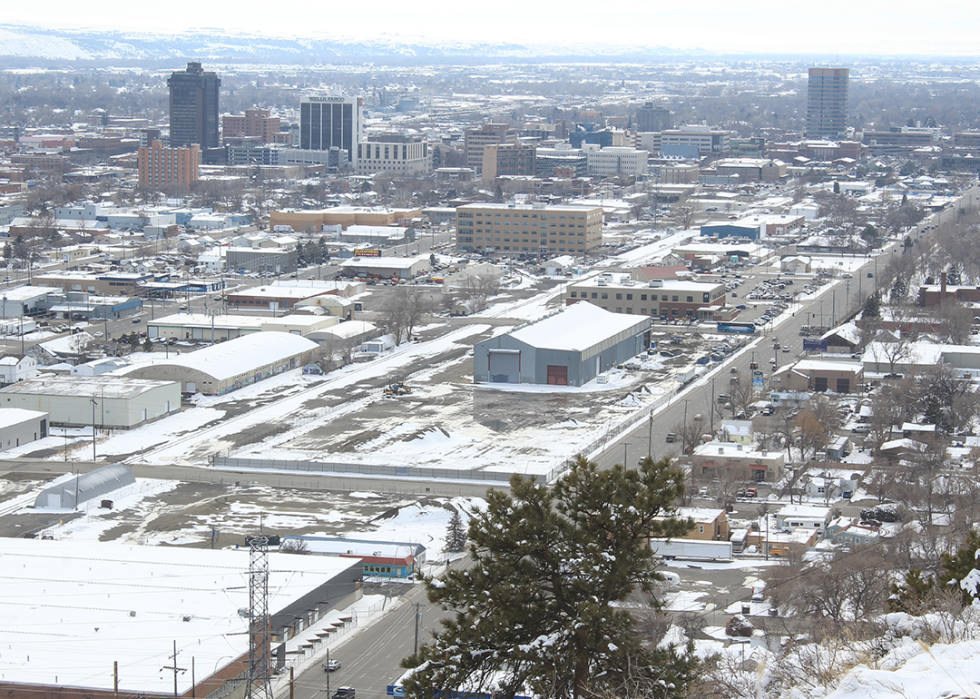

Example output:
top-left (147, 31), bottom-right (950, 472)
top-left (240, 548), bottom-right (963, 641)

top-left (933, 300), bottom-right (974, 345)
top-left (381, 287), bottom-right (436, 345)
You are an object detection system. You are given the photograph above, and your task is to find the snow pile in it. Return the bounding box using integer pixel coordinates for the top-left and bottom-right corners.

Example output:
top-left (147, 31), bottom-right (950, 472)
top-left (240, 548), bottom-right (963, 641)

top-left (824, 641), bottom-right (980, 699)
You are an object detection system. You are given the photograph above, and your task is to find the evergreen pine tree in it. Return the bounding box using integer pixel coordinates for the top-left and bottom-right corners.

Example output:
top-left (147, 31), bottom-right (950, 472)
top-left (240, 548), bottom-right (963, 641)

top-left (889, 569), bottom-right (935, 613)
top-left (862, 292), bottom-right (882, 319)
top-left (445, 509), bottom-right (467, 553)
top-left (402, 456), bottom-right (697, 699)
top-left (938, 530), bottom-right (980, 606)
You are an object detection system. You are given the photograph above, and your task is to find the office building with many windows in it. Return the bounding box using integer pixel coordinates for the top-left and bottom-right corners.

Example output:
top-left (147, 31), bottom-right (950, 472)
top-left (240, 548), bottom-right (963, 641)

top-left (167, 62), bottom-right (220, 149)
top-left (455, 202), bottom-right (603, 256)
top-left (356, 133), bottom-right (430, 176)
top-left (464, 123), bottom-right (517, 173)
top-left (221, 109), bottom-right (286, 144)
top-left (300, 94), bottom-right (363, 164)
top-left (137, 141), bottom-right (199, 190)
top-left (566, 277), bottom-right (726, 319)
top-left (806, 67), bottom-right (849, 138)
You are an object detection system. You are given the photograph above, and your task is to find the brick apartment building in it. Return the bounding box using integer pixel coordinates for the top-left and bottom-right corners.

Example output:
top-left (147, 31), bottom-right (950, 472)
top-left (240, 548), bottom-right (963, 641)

top-left (137, 141), bottom-right (200, 190)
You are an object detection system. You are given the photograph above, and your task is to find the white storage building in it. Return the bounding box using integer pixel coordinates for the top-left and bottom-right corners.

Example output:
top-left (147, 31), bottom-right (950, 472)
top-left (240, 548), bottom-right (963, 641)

top-left (120, 332), bottom-right (318, 395)
top-left (0, 376), bottom-right (180, 428)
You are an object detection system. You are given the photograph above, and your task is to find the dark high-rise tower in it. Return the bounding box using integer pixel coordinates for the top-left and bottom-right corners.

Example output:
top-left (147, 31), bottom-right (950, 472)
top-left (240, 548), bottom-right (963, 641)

top-left (806, 67), bottom-right (849, 138)
top-left (168, 62), bottom-right (221, 149)
top-left (636, 103), bottom-right (671, 132)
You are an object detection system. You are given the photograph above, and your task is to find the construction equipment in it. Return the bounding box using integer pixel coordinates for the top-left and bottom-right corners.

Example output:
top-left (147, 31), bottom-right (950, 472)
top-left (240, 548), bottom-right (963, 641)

top-left (383, 382), bottom-right (412, 396)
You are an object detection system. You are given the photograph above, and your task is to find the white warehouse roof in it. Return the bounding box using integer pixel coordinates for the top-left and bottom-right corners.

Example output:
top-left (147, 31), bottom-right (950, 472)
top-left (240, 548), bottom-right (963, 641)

top-left (0, 538), bottom-right (358, 695)
top-left (121, 333), bottom-right (318, 382)
top-left (510, 302), bottom-right (648, 352)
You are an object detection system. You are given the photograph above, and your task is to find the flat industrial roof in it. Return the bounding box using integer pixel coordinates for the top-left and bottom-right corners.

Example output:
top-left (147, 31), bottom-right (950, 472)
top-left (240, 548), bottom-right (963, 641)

top-left (150, 313), bottom-right (265, 329)
top-left (338, 256), bottom-right (427, 270)
top-left (792, 359), bottom-right (863, 373)
top-left (309, 320), bottom-right (376, 340)
top-left (457, 202), bottom-right (601, 213)
top-left (0, 407), bottom-right (47, 423)
top-left (227, 286), bottom-right (332, 300)
top-left (0, 285), bottom-right (62, 300)
top-left (573, 278), bottom-right (723, 293)
top-left (0, 538), bottom-right (358, 694)
top-left (509, 302), bottom-right (648, 352)
top-left (0, 375), bottom-right (176, 399)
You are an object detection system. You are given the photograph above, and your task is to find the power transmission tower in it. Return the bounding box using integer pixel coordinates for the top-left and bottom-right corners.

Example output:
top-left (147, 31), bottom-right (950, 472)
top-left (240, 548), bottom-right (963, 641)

top-left (243, 535), bottom-right (273, 699)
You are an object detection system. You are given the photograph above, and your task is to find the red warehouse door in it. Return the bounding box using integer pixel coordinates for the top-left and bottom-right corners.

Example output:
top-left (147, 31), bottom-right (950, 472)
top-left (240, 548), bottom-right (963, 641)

top-left (546, 365), bottom-right (568, 385)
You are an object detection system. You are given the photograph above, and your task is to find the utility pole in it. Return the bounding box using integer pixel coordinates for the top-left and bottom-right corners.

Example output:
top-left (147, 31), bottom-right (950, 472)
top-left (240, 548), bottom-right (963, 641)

top-left (647, 412), bottom-right (653, 459)
top-left (413, 602), bottom-right (422, 657)
top-left (162, 641), bottom-right (185, 699)
top-left (113, 660), bottom-right (118, 699)
top-left (91, 397), bottom-right (98, 462)
top-left (710, 377), bottom-right (716, 434)
top-left (622, 442), bottom-right (629, 467)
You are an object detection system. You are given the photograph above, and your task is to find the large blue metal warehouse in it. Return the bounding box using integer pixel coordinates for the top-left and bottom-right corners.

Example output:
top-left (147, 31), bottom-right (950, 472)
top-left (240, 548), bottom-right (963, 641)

top-left (473, 302), bottom-right (651, 386)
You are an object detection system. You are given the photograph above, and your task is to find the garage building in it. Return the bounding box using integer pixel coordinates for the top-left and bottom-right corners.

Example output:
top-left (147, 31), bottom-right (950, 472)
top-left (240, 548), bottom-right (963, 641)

top-left (121, 332), bottom-right (318, 395)
top-left (0, 376), bottom-right (179, 428)
top-left (473, 302), bottom-right (650, 386)
top-left (0, 408), bottom-right (48, 450)
top-left (337, 255), bottom-right (430, 280)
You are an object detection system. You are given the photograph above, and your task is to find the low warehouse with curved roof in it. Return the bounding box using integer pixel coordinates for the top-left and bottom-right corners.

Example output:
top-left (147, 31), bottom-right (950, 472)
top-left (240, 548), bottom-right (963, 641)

top-left (34, 463), bottom-right (136, 510)
top-left (120, 332), bottom-right (319, 395)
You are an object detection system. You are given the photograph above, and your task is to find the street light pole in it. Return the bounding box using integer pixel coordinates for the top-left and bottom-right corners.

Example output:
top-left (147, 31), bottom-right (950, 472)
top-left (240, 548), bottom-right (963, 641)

top-left (622, 442), bottom-right (629, 467)
top-left (647, 412), bottom-right (653, 459)
top-left (91, 397), bottom-right (98, 462)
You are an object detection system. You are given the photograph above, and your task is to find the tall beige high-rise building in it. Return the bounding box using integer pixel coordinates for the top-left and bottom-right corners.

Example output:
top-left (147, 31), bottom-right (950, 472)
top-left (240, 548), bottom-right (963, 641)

top-left (807, 67), bottom-right (849, 138)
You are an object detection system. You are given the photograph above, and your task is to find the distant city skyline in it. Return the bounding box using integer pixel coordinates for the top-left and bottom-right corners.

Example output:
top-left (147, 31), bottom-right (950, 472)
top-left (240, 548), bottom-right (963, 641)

top-left (3, 0), bottom-right (979, 56)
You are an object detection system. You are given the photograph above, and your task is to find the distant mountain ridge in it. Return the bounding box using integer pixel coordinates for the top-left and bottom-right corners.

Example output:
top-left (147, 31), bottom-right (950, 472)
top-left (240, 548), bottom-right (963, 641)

top-left (0, 24), bottom-right (705, 63)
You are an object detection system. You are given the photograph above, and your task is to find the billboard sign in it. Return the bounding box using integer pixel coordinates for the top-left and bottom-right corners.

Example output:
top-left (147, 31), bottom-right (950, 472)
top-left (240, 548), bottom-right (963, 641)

top-left (803, 339), bottom-right (828, 352)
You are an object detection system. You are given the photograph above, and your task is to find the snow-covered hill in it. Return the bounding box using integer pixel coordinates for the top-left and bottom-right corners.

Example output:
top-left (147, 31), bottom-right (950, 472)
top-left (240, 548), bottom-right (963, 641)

top-left (0, 24), bottom-right (704, 63)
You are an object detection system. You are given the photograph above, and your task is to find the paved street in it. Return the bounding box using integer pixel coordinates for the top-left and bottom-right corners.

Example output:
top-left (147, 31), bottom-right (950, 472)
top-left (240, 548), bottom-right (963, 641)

top-left (593, 239), bottom-right (902, 473)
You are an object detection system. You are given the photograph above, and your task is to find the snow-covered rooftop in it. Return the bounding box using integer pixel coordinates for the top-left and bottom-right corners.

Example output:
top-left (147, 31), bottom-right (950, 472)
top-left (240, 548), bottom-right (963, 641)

top-left (0, 538), bottom-right (359, 694)
top-left (509, 303), bottom-right (648, 352)
top-left (792, 359), bottom-right (863, 373)
top-left (119, 333), bottom-right (318, 382)
top-left (777, 503), bottom-right (832, 518)
top-left (337, 255), bottom-right (428, 270)
top-left (0, 374), bottom-right (175, 399)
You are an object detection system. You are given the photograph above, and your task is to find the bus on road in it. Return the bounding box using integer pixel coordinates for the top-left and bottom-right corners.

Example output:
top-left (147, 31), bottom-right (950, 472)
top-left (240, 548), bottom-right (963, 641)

top-left (717, 321), bottom-right (758, 334)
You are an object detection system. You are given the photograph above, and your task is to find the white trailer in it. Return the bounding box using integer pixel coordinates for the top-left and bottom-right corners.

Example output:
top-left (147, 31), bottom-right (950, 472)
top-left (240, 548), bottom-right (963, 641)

top-left (650, 538), bottom-right (733, 561)
top-left (676, 368), bottom-right (696, 384)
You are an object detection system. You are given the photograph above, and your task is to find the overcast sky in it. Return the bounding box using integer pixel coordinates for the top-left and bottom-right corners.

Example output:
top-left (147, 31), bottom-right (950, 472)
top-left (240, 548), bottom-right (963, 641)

top-left (3, 0), bottom-right (978, 56)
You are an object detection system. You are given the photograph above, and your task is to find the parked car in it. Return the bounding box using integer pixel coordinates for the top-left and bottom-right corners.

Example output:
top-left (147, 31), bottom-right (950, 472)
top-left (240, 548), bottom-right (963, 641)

top-left (745, 487), bottom-right (758, 497)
